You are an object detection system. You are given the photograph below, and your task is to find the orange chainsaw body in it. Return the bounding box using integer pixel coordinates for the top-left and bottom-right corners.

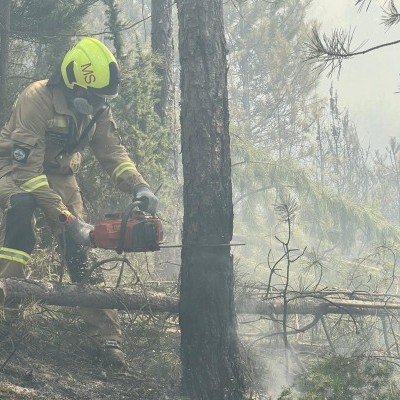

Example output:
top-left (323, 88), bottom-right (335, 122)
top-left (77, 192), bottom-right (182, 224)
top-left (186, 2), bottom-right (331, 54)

top-left (92, 211), bottom-right (163, 252)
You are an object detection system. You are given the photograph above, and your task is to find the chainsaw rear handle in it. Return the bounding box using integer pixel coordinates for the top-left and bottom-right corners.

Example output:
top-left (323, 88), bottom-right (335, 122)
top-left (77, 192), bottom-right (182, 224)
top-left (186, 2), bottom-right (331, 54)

top-left (116, 199), bottom-right (146, 254)
top-left (133, 197), bottom-right (149, 212)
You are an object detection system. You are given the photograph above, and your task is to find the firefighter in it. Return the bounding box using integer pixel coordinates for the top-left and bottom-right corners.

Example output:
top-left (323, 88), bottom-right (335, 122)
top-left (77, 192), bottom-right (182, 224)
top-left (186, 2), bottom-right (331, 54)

top-left (0, 37), bottom-right (158, 368)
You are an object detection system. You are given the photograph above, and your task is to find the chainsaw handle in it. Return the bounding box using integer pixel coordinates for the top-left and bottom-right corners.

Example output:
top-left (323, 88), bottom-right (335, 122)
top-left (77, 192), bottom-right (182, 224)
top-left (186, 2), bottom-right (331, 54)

top-left (132, 198), bottom-right (148, 211)
top-left (116, 200), bottom-right (145, 254)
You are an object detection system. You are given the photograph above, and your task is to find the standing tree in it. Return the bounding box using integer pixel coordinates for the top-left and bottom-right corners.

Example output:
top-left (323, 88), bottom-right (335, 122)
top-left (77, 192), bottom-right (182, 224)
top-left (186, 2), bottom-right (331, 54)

top-left (102, 0), bottom-right (124, 60)
top-left (177, 0), bottom-right (245, 398)
top-left (226, 0), bottom-right (317, 160)
top-left (151, 0), bottom-right (174, 124)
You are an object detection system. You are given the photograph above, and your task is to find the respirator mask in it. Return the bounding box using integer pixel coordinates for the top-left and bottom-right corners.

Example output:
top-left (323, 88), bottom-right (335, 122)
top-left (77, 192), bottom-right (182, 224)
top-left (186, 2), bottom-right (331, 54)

top-left (72, 87), bottom-right (117, 115)
top-left (72, 86), bottom-right (118, 115)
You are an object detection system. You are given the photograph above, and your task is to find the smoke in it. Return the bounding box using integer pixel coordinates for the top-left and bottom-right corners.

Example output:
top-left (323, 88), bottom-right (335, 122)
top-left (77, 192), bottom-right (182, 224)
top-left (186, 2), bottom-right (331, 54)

top-left (238, 313), bottom-right (302, 398)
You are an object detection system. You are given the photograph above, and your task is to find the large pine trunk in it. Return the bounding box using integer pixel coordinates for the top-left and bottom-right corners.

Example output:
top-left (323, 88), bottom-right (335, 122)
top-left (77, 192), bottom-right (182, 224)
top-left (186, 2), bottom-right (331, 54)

top-left (177, 0), bottom-right (245, 398)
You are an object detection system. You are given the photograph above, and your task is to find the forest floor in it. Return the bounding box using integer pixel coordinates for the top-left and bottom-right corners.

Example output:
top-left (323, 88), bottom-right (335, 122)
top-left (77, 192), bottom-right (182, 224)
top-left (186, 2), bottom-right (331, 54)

top-left (0, 307), bottom-right (183, 400)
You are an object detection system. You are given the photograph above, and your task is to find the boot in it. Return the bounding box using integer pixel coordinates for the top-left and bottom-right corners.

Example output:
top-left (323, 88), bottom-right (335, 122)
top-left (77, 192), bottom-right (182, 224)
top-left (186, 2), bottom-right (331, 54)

top-left (100, 339), bottom-right (126, 370)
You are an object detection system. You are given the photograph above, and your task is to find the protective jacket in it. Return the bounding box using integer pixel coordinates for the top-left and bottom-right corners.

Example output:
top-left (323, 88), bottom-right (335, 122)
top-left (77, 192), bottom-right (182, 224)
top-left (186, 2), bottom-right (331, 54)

top-left (0, 80), bottom-right (148, 229)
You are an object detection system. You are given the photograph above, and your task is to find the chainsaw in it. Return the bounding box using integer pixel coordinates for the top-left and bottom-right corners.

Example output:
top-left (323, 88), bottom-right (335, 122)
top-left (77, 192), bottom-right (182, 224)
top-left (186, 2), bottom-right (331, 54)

top-left (90, 200), bottom-right (245, 254)
top-left (90, 200), bottom-right (163, 254)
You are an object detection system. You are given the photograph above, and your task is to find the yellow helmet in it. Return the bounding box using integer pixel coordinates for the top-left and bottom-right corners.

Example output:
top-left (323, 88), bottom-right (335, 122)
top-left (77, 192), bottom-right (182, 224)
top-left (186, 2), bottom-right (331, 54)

top-left (61, 37), bottom-right (120, 97)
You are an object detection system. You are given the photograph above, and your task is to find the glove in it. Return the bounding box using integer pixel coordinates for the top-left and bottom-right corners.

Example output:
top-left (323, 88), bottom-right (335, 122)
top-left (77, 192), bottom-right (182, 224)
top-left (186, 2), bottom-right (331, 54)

top-left (133, 185), bottom-right (158, 215)
top-left (65, 217), bottom-right (94, 247)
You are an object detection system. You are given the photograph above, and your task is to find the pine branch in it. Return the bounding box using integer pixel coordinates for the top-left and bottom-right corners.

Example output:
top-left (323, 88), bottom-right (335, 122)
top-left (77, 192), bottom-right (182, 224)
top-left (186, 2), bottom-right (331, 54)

top-left (382, 0), bottom-right (400, 28)
top-left (274, 196), bottom-right (299, 224)
top-left (356, 0), bottom-right (392, 12)
top-left (304, 25), bottom-right (400, 76)
top-left (7, 15), bottom-right (151, 40)
top-left (355, 0), bottom-right (373, 11)
top-left (304, 27), bottom-right (361, 76)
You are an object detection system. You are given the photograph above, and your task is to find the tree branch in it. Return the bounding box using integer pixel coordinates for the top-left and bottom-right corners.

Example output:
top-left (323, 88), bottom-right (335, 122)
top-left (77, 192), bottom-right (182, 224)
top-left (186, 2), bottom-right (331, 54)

top-left (7, 15), bottom-right (151, 40)
top-left (305, 1), bottom-right (400, 75)
top-left (382, 0), bottom-right (400, 28)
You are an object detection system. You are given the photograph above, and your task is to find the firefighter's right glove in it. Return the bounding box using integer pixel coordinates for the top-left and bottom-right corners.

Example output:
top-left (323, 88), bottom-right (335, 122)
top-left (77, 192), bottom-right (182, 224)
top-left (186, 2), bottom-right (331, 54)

top-left (65, 217), bottom-right (94, 247)
top-left (133, 185), bottom-right (158, 215)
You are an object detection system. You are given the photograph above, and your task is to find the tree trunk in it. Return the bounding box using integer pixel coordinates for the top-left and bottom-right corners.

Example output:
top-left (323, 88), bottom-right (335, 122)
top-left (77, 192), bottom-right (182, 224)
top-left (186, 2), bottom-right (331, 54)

top-left (151, 0), bottom-right (174, 123)
top-left (0, 0), bottom-right (11, 126)
top-left (177, 0), bottom-right (245, 398)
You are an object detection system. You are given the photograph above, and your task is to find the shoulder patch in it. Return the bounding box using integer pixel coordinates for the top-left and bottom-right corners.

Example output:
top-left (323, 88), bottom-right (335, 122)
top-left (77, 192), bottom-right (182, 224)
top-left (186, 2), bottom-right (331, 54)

top-left (12, 145), bottom-right (30, 163)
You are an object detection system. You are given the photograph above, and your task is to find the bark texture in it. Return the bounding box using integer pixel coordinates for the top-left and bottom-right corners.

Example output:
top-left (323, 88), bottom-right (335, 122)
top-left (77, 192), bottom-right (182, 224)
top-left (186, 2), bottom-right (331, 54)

top-left (177, 0), bottom-right (245, 398)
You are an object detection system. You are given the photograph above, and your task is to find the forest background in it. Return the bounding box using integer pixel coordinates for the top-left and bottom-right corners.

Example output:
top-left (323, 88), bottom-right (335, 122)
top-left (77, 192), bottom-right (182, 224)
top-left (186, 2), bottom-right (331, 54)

top-left (2, 0), bottom-right (400, 399)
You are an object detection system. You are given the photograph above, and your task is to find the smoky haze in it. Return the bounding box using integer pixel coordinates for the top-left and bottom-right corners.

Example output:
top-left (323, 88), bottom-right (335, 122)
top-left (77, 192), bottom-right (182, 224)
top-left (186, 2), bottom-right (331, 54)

top-left (308, 0), bottom-right (400, 151)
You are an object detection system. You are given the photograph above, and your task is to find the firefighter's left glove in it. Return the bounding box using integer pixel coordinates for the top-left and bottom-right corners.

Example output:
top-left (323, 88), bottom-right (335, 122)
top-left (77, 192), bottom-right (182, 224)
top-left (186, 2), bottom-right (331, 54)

top-left (133, 185), bottom-right (158, 215)
top-left (65, 217), bottom-right (94, 247)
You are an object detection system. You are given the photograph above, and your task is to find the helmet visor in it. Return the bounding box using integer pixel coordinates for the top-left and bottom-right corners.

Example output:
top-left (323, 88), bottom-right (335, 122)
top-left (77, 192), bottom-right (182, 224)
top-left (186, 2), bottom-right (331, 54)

top-left (88, 80), bottom-right (119, 99)
top-left (87, 87), bottom-right (118, 103)
top-left (95, 92), bottom-right (119, 100)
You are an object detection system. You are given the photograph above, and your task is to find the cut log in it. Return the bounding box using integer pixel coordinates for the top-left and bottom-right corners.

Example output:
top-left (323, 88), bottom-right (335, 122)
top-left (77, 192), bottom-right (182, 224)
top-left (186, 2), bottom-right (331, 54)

top-left (0, 278), bottom-right (179, 313)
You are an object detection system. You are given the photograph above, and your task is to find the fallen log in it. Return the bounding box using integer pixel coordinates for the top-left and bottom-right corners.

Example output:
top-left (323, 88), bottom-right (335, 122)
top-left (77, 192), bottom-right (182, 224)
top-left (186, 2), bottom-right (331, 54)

top-left (0, 278), bottom-right (179, 313)
top-left (2, 278), bottom-right (400, 317)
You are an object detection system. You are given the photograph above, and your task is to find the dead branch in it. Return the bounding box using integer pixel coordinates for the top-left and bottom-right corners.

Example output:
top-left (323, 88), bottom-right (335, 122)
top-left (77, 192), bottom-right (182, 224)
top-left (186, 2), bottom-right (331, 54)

top-left (237, 296), bottom-right (400, 317)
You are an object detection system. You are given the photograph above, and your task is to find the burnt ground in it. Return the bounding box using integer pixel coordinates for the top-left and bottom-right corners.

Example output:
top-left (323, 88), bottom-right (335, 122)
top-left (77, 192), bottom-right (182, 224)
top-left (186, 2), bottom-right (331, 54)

top-left (0, 308), bottom-right (183, 400)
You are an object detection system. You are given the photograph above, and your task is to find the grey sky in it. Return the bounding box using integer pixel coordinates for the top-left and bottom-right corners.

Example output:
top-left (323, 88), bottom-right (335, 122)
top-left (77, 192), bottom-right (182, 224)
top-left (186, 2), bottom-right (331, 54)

top-left (308, 0), bottom-right (400, 151)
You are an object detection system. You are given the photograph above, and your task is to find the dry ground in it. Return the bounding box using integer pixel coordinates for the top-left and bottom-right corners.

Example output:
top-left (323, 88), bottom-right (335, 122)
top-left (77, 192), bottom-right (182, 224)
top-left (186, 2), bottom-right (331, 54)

top-left (0, 309), bottom-right (182, 400)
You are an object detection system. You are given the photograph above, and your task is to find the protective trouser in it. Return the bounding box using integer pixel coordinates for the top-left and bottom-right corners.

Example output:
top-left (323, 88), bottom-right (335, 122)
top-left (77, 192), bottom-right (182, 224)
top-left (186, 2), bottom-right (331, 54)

top-left (0, 174), bottom-right (121, 345)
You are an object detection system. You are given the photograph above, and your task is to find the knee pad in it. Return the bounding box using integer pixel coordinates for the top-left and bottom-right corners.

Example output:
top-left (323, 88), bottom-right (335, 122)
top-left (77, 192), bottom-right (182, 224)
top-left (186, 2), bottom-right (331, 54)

top-left (4, 193), bottom-right (37, 253)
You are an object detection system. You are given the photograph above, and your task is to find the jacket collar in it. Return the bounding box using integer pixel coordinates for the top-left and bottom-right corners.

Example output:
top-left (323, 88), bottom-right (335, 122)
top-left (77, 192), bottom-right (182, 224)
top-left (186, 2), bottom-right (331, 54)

top-left (50, 83), bottom-right (92, 127)
top-left (51, 84), bottom-right (76, 119)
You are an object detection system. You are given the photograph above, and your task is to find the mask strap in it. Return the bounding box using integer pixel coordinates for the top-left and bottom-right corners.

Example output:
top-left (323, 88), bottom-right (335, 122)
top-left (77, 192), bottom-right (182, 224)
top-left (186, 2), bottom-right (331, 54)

top-left (57, 104), bottom-right (109, 157)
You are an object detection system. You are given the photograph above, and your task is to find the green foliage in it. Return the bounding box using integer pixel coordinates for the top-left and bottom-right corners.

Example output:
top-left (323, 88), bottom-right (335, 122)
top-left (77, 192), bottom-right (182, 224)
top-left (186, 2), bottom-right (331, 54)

top-left (6, 0), bottom-right (97, 112)
top-left (299, 355), bottom-right (400, 400)
top-left (226, 0), bottom-right (400, 268)
top-left (276, 356), bottom-right (400, 400)
top-left (226, 0), bottom-right (317, 158)
top-left (102, 0), bottom-right (125, 59)
top-left (113, 42), bottom-right (169, 184)
top-left (277, 388), bottom-right (298, 400)
top-left (12, 0), bottom-right (96, 64)
top-left (232, 139), bottom-right (400, 251)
